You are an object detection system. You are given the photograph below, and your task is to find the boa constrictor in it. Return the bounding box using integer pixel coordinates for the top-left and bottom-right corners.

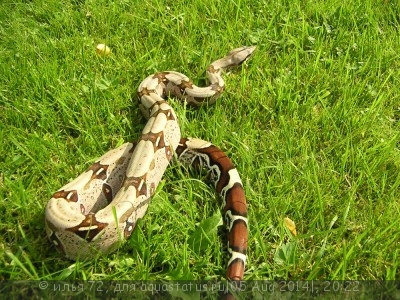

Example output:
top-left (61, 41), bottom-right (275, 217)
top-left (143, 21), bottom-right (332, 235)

top-left (45, 46), bottom-right (255, 281)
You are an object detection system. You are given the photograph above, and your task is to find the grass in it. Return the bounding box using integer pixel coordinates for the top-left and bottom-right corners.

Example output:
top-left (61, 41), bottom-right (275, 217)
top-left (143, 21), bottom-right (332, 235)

top-left (1, 0), bottom-right (400, 293)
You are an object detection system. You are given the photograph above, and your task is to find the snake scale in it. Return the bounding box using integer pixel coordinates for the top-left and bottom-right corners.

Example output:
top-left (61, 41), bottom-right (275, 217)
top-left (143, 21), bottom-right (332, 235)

top-left (45, 46), bottom-right (256, 282)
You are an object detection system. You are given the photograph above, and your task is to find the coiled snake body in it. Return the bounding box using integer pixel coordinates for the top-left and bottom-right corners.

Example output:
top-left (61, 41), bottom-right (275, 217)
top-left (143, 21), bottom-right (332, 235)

top-left (45, 46), bottom-right (255, 281)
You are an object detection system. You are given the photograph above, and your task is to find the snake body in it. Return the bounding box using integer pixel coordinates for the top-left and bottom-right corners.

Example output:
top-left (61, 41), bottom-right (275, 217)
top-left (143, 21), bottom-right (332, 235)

top-left (45, 46), bottom-right (255, 281)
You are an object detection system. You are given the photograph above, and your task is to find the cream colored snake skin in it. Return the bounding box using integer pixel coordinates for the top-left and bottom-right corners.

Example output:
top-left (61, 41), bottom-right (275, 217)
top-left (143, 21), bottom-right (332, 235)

top-left (45, 46), bottom-right (256, 282)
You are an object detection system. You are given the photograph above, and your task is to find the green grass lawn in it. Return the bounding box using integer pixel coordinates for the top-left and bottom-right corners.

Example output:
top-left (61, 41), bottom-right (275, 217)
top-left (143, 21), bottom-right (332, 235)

top-left (1, 0), bottom-right (399, 291)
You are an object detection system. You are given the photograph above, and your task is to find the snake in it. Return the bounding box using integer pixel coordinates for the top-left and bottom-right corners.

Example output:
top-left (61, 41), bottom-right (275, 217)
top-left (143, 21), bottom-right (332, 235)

top-left (45, 46), bottom-right (256, 281)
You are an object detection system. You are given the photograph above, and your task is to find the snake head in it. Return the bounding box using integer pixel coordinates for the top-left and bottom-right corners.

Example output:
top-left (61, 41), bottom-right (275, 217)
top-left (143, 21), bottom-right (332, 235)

top-left (227, 46), bottom-right (257, 65)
